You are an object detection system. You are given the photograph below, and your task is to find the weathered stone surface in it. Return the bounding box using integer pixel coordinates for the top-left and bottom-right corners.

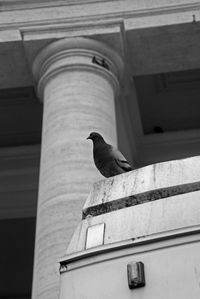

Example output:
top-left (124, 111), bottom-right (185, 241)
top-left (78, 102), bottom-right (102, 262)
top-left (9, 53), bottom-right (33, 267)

top-left (65, 155), bottom-right (200, 255)
top-left (83, 181), bottom-right (200, 218)
top-left (31, 37), bottom-right (123, 299)
top-left (83, 155), bottom-right (200, 211)
top-left (67, 189), bottom-right (200, 255)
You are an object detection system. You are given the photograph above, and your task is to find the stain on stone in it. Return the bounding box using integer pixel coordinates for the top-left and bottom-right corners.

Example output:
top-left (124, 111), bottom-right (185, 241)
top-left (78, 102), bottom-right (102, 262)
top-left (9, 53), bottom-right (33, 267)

top-left (153, 164), bottom-right (156, 184)
top-left (110, 178), bottom-right (114, 186)
top-left (102, 189), bottom-right (107, 203)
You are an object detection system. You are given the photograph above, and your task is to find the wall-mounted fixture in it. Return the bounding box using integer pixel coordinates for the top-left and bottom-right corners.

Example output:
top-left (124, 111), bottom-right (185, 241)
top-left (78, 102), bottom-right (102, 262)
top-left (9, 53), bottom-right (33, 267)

top-left (127, 261), bottom-right (145, 289)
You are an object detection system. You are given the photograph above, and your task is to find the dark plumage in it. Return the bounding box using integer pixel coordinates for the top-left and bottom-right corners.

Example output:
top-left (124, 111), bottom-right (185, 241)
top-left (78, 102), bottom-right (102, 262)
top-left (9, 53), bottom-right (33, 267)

top-left (87, 132), bottom-right (132, 178)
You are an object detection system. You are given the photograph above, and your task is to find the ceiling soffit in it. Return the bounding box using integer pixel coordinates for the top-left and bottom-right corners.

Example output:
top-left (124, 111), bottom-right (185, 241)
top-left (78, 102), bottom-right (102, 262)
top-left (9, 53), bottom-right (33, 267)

top-left (154, 69), bottom-right (200, 92)
top-left (135, 68), bottom-right (200, 134)
top-left (0, 86), bottom-right (42, 147)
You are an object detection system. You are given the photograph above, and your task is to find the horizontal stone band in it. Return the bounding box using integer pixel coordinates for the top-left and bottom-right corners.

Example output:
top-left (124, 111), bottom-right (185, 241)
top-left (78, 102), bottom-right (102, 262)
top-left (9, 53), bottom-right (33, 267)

top-left (82, 181), bottom-right (200, 219)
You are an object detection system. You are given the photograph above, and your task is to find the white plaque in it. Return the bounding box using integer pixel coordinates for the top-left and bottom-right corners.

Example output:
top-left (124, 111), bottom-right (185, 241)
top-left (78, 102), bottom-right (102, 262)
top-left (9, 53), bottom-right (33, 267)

top-left (85, 223), bottom-right (105, 249)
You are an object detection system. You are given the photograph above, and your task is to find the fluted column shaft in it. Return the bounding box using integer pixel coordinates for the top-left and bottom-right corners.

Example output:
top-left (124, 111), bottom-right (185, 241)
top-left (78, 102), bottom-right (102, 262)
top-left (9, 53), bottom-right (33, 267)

top-left (32, 37), bottom-right (123, 299)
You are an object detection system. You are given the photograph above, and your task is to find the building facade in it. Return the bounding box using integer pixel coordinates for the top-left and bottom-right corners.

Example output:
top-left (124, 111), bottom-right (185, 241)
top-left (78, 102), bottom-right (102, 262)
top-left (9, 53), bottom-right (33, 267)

top-left (1, 1), bottom-right (200, 299)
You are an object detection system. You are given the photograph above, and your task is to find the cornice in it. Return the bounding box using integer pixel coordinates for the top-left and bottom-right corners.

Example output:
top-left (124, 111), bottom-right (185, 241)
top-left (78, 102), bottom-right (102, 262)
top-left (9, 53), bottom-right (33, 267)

top-left (0, 1), bottom-right (200, 30)
top-left (0, 0), bottom-right (121, 11)
top-left (20, 19), bottom-right (124, 43)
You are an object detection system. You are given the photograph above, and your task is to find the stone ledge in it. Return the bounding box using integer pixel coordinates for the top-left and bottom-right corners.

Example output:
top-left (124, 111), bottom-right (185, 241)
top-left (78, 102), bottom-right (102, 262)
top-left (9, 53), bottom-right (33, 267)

top-left (66, 155), bottom-right (200, 255)
top-left (83, 155), bottom-right (200, 212)
top-left (61, 226), bottom-right (200, 266)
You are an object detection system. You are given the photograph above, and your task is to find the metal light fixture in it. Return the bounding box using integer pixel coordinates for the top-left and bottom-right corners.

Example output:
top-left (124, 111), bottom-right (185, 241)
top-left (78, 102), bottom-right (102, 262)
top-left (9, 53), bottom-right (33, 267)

top-left (127, 261), bottom-right (146, 289)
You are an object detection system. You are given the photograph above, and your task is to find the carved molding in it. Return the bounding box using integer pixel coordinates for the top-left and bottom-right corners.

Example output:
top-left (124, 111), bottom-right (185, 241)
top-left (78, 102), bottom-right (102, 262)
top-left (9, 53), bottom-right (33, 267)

top-left (0, 1), bottom-right (199, 31)
top-left (0, 0), bottom-right (116, 11)
top-left (1, 0), bottom-right (200, 13)
top-left (32, 37), bottom-right (123, 99)
top-left (21, 19), bottom-right (124, 42)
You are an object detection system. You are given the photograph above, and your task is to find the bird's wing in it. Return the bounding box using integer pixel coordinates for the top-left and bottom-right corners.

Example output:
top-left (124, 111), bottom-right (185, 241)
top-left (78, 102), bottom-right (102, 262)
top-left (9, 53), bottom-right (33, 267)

top-left (111, 146), bottom-right (132, 171)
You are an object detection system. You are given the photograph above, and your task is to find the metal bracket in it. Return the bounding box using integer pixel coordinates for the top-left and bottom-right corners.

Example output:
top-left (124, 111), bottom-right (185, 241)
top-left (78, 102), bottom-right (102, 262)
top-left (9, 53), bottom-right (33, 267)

top-left (127, 261), bottom-right (145, 289)
top-left (92, 56), bottom-right (109, 70)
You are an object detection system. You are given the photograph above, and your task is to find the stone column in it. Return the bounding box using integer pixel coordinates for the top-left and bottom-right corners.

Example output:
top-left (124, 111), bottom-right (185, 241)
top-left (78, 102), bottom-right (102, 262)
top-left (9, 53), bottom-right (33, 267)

top-left (31, 37), bottom-right (123, 299)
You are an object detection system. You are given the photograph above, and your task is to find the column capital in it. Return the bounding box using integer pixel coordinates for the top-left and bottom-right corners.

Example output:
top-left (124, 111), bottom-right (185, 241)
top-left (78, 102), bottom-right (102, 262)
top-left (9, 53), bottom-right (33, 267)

top-left (32, 37), bottom-right (124, 100)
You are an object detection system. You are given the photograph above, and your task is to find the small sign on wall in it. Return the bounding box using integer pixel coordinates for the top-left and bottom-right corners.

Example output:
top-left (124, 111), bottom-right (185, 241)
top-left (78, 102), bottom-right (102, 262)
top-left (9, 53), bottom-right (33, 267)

top-left (85, 223), bottom-right (105, 249)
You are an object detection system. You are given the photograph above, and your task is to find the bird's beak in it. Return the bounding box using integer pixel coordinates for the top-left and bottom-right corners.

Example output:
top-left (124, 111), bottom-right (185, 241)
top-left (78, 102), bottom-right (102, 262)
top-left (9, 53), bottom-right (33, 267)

top-left (87, 136), bottom-right (91, 140)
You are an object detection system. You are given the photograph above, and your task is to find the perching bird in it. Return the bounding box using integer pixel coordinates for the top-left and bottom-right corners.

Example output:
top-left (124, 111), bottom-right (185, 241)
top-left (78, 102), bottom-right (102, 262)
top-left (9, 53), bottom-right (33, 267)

top-left (87, 132), bottom-right (132, 178)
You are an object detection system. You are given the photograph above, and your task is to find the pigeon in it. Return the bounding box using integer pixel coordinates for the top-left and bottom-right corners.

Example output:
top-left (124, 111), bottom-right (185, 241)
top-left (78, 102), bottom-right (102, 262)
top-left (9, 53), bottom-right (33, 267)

top-left (87, 132), bottom-right (132, 178)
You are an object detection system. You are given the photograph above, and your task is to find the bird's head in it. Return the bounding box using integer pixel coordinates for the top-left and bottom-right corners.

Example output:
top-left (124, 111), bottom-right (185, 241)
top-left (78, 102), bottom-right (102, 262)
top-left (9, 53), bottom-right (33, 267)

top-left (87, 132), bottom-right (105, 143)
